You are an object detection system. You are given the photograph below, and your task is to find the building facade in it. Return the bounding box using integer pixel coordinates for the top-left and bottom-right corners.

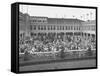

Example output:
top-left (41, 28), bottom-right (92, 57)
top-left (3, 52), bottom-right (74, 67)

top-left (19, 12), bottom-right (96, 39)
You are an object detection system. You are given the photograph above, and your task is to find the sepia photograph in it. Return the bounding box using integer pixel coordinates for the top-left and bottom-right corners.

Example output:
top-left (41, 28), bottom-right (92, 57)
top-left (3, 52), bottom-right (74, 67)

top-left (18, 3), bottom-right (97, 72)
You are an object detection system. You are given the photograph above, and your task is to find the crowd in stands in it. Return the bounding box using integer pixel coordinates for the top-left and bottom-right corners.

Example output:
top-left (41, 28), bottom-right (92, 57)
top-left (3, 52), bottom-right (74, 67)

top-left (19, 32), bottom-right (96, 60)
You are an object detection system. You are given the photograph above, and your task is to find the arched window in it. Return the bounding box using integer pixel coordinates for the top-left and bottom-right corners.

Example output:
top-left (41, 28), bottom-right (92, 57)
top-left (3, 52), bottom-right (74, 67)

top-left (53, 26), bottom-right (55, 30)
top-left (63, 26), bottom-right (64, 30)
top-left (57, 26), bottom-right (59, 30)
top-left (51, 26), bottom-right (52, 30)
top-left (33, 25), bottom-right (36, 30)
top-left (74, 26), bottom-right (76, 30)
top-left (71, 26), bottom-right (73, 30)
top-left (41, 26), bottom-right (43, 30)
top-left (44, 26), bottom-right (46, 30)
top-left (60, 26), bottom-right (62, 30)
top-left (38, 25), bottom-right (40, 30)
top-left (66, 26), bottom-right (67, 30)
top-left (48, 26), bottom-right (50, 30)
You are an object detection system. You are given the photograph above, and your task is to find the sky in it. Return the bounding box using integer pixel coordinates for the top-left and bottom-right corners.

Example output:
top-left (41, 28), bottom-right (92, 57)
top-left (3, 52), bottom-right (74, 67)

top-left (20, 5), bottom-right (96, 21)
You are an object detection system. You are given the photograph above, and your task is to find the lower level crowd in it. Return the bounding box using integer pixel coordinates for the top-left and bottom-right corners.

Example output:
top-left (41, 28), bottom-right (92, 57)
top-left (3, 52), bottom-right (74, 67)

top-left (19, 32), bottom-right (96, 54)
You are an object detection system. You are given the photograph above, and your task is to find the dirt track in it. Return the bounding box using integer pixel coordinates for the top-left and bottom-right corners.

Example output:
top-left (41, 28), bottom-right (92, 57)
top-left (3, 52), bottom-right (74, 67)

top-left (19, 58), bottom-right (96, 72)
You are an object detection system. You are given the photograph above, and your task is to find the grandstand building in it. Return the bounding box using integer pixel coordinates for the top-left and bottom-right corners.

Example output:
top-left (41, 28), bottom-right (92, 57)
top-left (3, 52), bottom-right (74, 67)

top-left (19, 12), bottom-right (96, 39)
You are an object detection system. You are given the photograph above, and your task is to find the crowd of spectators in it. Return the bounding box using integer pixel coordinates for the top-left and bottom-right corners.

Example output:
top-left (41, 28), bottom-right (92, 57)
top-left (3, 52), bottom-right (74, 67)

top-left (19, 32), bottom-right (96, 60)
